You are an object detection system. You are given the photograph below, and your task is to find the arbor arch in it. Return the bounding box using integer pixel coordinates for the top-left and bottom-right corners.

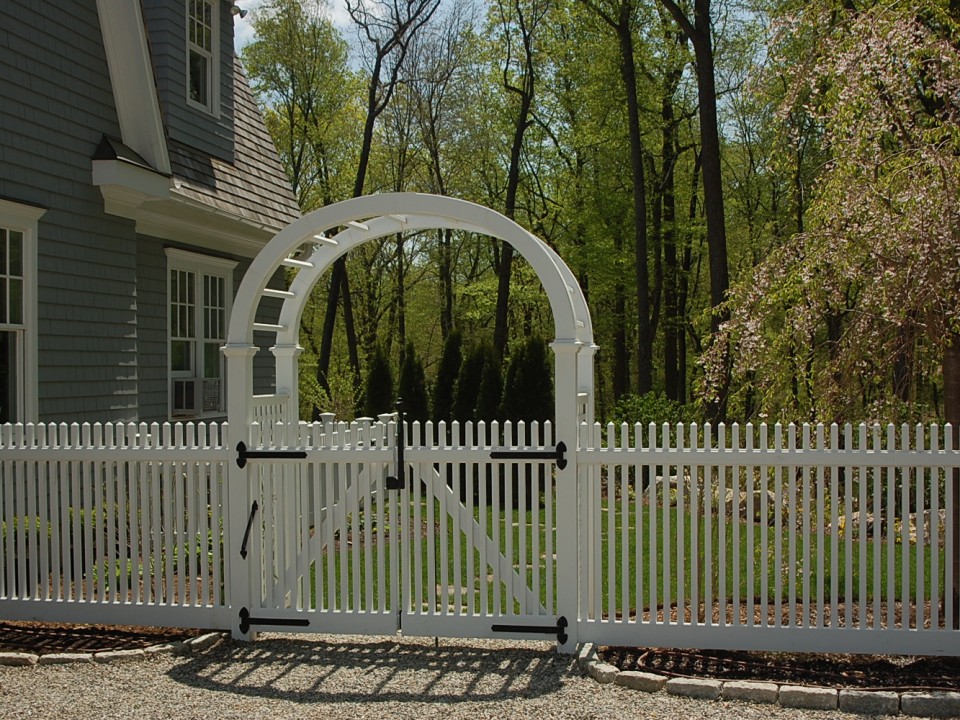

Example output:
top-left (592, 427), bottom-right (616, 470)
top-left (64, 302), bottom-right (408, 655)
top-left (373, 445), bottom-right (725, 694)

top-left (224, 193), bottom-right (596, 430)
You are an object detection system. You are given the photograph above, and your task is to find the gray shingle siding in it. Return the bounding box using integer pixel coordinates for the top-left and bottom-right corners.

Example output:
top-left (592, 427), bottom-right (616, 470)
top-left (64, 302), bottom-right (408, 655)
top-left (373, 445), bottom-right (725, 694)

top-left (2, 0), bottom-right (295, 425)
top-left (142, 0), bottom-right (236, 163)
top-left (252, 274), bottom-right (284, 396)
top-left (135, 236), bottom-right (168, 422)
top-left (3, 0), bottom-right (140, 424)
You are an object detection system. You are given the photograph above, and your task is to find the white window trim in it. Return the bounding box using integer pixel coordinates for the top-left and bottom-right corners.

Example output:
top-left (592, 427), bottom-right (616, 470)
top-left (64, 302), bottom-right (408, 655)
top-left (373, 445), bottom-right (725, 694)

top-left (165, 248), bottom-right (237, 419)
top-left (0, 199), bottom-right (44, 424)
top-left (185, 0), bottom-right (220, 116)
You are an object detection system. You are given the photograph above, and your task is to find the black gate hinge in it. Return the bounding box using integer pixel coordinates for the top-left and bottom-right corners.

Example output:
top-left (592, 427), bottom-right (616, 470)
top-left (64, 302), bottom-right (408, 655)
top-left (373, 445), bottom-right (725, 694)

top-left (236, 441), bottom-right (307, 468)
top-left (238, 607), bottom-right (311, 634)
top-left (490, 441), bottom-right (567, 470)
top-left (491, 615), bottom-right (568, 644)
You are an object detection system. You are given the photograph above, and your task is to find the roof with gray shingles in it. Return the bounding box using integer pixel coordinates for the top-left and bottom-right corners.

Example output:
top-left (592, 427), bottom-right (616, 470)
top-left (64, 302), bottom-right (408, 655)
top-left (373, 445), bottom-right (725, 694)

top-left (167, 58), bottom-right (300, 232)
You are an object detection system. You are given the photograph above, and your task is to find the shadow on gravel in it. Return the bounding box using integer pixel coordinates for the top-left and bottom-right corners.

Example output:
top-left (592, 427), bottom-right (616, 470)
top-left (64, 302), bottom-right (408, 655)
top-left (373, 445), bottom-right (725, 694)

top-left (167, 636), bottom-right (570, 704)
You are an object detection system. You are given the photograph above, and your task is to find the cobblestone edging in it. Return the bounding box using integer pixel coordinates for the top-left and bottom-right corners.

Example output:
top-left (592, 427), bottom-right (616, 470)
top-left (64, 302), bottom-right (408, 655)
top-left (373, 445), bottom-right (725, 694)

top-left (0, 632), bottom-right (225, 668)
top-left (577, 643), bottom-right (960, 718)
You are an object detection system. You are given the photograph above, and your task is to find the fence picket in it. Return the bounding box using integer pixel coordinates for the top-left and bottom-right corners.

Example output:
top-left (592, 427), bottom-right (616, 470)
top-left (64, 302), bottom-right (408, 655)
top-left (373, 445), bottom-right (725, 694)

top-left (916, 423), bottom-right (925, 630)
top-left (717, 424), bottom-right (727, 628)
top-left (947, 424), bottom-right (955, 631)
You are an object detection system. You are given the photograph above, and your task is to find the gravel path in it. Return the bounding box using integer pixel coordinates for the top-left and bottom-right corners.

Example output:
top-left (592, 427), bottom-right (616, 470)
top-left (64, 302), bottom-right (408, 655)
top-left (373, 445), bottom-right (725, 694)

top-left (0, 633), bottom-right (913, 720)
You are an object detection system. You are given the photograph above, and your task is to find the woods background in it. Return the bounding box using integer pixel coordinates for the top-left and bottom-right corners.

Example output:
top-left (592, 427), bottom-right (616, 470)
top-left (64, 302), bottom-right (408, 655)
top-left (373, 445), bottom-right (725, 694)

top-left (240, 0), bottom-right (960, 428)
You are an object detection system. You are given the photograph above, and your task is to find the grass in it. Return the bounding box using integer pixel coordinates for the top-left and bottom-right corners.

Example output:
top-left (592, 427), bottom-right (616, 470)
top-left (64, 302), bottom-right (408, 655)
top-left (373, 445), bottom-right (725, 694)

top-left (294, 474), bottom-right (947, 625)
top-left (594, 494), bottom-right (946, 620)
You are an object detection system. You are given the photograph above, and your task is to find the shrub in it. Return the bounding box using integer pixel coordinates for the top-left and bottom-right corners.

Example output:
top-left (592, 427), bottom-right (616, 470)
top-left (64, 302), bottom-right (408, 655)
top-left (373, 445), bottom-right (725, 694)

top-left (609, 391), bottom-right (691, 427)
top-left (363, 344), bottom-right (394, 417)
top-left (501, 335), bottom-right (553, 423)
top-left (398, 341), bottom-right (429, 424)
top-left (432, 329), bottom-right (462, 424)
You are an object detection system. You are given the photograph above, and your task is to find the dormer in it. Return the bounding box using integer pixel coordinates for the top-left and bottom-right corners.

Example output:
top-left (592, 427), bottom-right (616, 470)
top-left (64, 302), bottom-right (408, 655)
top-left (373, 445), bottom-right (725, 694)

top-left (142, 0), bottom-right (237, 164)
top-left (92, 0), bottom-right (300, 258)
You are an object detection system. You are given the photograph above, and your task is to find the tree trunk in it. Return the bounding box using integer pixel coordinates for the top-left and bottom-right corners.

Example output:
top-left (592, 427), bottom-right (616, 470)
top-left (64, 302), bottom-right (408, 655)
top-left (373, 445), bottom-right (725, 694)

top-left (493, 0), bottom-right (538, 361)
top-left (396, 232), bottom-right (406, 352)
top-left (944, 334), bottom-right (960, 628)
top-left (662, 91), bottom-right (679, 402)
top-left (677, 150), bottom-right (701, 405)
top-left (317, 264), bottom-right (343, 393)
top-left (617, 3), bottom-right (652, 395)
top-left (659, 0), bottom-right (729, 419)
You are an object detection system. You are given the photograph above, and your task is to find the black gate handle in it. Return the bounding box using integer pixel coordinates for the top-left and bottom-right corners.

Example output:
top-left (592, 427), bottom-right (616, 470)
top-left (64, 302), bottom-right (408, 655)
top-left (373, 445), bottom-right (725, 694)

top-left (239, 501), bottom-right (258, 560)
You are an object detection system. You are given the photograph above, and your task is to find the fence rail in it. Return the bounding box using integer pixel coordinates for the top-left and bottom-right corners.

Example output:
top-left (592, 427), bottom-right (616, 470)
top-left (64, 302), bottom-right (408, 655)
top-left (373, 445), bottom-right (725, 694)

top-left (578, 422), bottom-right (960, 655)
top-left (0, 421), bottom-right (231, 629)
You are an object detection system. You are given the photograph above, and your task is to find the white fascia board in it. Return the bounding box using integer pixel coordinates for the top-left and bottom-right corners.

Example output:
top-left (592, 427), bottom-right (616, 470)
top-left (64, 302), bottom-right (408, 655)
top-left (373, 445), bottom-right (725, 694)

top-left (92, 158), bottom-right (171, 219)
top-left (96, 0), bottom-right (170, 174)
top-left (137, 203), bottom-right (272, 258)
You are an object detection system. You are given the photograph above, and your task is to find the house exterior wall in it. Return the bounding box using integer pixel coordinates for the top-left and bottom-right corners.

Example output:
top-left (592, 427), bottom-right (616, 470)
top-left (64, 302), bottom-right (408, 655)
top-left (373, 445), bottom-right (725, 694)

top-left (142, 0), bottom-right (236, 164)
top-left (2, 0), bottom-right (289, 425)
top-left (1, 0), bottom-right (141, 423)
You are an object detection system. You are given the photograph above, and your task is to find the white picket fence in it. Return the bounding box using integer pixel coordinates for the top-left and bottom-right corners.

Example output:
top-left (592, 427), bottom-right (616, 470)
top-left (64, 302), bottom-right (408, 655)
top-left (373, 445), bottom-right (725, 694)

top-left (1, 418), bottom-right (959, 655)
top-left (578, 422), bottom-right (960, 655)
top-left (0, 421), bottom-right (231, 628)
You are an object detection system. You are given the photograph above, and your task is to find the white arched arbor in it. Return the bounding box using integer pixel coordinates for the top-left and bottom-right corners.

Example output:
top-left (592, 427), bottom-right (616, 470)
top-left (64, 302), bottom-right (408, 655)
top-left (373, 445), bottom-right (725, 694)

top-left (224, 193), bottom-right (596, 431)
top-left (223, 193), bottom-right (595, 648)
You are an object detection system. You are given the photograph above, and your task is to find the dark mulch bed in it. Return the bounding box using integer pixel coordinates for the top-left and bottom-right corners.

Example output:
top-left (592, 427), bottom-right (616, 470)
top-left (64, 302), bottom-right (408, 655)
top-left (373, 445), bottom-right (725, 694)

top-left (600, 646), bottom-right (960, 692)
top-left (0, 621), bottom-right (204, 655)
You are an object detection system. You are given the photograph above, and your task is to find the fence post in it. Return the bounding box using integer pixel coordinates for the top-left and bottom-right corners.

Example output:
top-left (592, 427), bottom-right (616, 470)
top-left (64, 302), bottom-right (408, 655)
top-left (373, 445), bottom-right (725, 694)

top-left (224, 344), bottom-right (259, 640)
top-left (552, 339), bottom-right (581, 653)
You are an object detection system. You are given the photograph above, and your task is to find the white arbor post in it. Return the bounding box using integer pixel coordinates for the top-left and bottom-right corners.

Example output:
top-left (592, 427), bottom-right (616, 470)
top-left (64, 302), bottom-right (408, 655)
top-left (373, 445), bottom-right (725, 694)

top-left (578, 343), bottom-right (598, 425)
top-left (224, 343), bottom-right (258, 640)
top-left (553, 339), bottom-right (581, 652)
top-left (272, 344), bottom-right (302, 423)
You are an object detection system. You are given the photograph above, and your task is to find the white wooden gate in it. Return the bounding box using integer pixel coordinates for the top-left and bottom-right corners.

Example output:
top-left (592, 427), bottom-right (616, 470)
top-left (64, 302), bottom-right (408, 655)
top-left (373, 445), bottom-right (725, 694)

top-left (236, 415), bottom-right (567, 645)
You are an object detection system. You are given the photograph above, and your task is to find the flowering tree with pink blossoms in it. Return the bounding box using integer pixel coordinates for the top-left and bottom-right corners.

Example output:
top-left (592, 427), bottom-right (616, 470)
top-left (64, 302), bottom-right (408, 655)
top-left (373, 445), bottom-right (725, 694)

top-left (704, 1), bottom-right (960, 426)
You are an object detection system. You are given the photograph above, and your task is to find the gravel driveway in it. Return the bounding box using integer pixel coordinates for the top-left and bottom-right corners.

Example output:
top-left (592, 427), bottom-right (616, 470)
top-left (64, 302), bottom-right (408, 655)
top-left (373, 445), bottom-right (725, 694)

top-left (0, 633), bottom-right (909, 719)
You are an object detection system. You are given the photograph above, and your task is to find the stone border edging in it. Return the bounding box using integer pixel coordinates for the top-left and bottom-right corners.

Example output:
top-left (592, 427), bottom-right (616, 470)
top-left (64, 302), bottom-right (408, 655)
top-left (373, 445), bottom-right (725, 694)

top-left (577, 643), bottom-right (960, 718)
top-left (0, 632), bottom-right (225, 668)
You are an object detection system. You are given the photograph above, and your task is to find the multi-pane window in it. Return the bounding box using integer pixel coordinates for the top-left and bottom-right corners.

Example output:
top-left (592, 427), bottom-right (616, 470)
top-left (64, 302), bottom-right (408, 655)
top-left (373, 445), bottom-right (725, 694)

top-left (0, 200), bottom-right (41, 424)
top-left (187, 0), bottom-right (217, 113)
top-left (0, 228), bottom-right (24, 424)
top-left (167, 250), bottom-right (235, 418)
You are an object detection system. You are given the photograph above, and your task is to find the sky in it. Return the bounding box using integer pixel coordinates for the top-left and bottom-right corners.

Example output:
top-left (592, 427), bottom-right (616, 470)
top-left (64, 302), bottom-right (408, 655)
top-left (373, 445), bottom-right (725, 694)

top-left (233, 0), bottom-right (355, 50)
